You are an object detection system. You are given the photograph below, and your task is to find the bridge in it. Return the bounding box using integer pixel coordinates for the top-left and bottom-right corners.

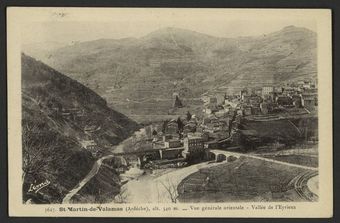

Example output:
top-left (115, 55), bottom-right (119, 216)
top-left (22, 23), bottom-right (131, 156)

top-left (206, 149), bottom-right (241, 162)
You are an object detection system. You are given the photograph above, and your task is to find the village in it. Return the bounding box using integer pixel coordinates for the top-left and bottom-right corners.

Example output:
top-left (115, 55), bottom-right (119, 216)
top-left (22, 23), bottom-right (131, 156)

top-left (35, 71), bottom-right (320, 204)
top-left (59, 75), bottom-right (319, 174)
top-left (116, 77), bottom-right (319, 170)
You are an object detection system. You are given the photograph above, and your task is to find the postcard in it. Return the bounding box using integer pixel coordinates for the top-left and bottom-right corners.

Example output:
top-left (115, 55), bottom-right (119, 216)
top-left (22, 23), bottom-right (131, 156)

top-left (7, 7), bottom-right (332, 217)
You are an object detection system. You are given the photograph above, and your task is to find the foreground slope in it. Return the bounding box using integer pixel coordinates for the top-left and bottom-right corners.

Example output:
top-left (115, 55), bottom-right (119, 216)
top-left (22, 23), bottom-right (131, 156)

top-left (22, 54), bottom-right (139, 203)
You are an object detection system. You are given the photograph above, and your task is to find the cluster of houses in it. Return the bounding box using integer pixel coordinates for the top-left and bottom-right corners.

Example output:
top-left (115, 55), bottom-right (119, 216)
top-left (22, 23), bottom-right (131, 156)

top-left (203, 78), bottom-right (318, 119)
top-left (150, 119), bottom-right (208, 163)
top-left (73, 78), bottom-right (318, 168)
top-left (143, 78), bottom-right (318, 165)
top-left (79, 124), bottom-right (103, 157)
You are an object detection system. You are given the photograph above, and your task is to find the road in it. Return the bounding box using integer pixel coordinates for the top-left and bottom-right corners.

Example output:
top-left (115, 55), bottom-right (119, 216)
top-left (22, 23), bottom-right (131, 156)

top-left (62, 126), bottom-right (148, 203)
top-left (209, 149), bottom-right (318, 170)
top-left (62, 154), bottom-right (113, 204)
top-left (64, 148), bottom-right (319, 203)
top-left (307, 175), bottom-right (319, 197)
top-left (292, 170), bottom-right (318, 201)
top-left (250, 147), bottom-right (318, 157)
top-left (210, 149), bottom-right (319, 201)
top-left (122, 149), bottom-right (318, 203)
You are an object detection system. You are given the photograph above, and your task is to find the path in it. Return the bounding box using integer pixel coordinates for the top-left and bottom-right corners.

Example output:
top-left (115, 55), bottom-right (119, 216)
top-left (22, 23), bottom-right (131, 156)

top-left (122, 149), bottom-right (318, 203)
top-left (210, 149), bottom-right (318, 170)
top-left (211, 149), bottom-right (319, 201)
top-left (62, 127), bottom-right (147, 203)
top-left (290, 170), bottom-right (318, 201)
top-left (64, 148), bottom-right (319, 203)
top-left (307, 175), bottom-right (319, 197)
top-left (62, 154), bottom-right (113, 204)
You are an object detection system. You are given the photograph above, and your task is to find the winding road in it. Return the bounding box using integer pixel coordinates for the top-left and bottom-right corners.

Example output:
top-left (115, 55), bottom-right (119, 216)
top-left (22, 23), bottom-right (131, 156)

top-left (63, 149), bottom-right (318, 203)
top-left (307, 175), bottom-right (319, 197)
top-left (62, 127), bottom-right (148, 203)
top-left (122, 149), bottom-right (319, 203)
top-left (210, 150), bottom-right (319, 200)
top-left (209, 149), bottom-right (318, 171)
top-left (62, 154), bottom-right (113, 204)
top-left (293, 170), bottom-right (319, 201)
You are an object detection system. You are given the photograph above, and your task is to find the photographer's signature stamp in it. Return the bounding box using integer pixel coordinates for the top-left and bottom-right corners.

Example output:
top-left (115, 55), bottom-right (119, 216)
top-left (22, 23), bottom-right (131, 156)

top-left (28, 179), bottom-right (50, 193)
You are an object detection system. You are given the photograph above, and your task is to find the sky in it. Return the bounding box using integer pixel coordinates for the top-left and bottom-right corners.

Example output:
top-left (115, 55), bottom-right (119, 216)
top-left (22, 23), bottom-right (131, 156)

top-left (19, 8), bottom-right (317, 45)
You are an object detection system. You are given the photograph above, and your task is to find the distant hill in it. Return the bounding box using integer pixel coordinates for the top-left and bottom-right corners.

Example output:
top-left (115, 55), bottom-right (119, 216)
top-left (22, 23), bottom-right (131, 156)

top-left (22, 41), bottom-right (69, 61)
top-left (22, 54), bottom-right (139, 203)
top-left (23, 26), bottom-right (317, 121)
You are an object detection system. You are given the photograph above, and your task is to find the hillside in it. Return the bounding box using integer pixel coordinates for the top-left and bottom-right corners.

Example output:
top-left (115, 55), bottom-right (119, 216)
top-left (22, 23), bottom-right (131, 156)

top-left (23, 26), bottom-right (317, 121)
top-left (22, 54), bottom-right (139, 203)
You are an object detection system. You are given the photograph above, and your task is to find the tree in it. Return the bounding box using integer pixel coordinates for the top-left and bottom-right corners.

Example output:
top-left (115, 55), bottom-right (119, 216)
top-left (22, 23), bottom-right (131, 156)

top-left (173, 95), bottom-right (183, 108)
top-left (152, 129), bottom-right (158, 136)
top-left (22, 123), bottom-right (54, 181)
top-left (160, 177), bottom-right (179, 203)
top-left (177, 117), bottom-right (184, 132)
top-left (186, 111), bottom-right (192, 121)
top-left (162, 120), bottom-right (169, 133)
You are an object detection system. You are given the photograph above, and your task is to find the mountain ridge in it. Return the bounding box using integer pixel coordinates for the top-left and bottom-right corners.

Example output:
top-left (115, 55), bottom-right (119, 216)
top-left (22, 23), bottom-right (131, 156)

top-left (22, 26), bottom-right (317, 122)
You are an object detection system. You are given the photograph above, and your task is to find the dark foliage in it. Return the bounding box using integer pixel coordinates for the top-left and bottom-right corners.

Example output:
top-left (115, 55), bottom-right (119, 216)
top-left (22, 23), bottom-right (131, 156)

top-left (21, 54), bottom-right (139, 203)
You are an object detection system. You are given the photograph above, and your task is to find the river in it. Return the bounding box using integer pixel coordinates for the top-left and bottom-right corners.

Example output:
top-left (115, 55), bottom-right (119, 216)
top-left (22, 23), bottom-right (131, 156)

top-left (116, 161), bottom-right (230, 203)
top-left (62, 126), bottom-right (150, 204)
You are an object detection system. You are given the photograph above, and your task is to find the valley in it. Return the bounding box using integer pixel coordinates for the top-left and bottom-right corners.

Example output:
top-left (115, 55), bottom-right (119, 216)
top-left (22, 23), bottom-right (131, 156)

top-left (23, 26), bottom-right (316, 123)
top-left (21, 25), bottom-right (319, 205)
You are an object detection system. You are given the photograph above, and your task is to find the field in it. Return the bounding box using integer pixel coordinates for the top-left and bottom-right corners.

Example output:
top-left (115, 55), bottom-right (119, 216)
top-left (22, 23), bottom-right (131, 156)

top-left (177, 156), bottom-right (308, 203)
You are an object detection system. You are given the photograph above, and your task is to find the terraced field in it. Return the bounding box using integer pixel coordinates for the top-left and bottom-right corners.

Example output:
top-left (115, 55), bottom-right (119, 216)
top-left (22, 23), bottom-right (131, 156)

top-left (177, 156), bottom-right (314, 202)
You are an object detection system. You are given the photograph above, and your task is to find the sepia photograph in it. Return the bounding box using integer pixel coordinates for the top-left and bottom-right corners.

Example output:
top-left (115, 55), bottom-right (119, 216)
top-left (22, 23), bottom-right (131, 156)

top-left (7, 7), bottom-right (332, 217)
